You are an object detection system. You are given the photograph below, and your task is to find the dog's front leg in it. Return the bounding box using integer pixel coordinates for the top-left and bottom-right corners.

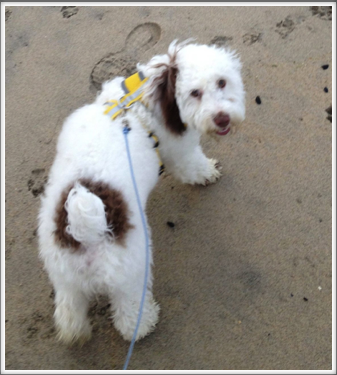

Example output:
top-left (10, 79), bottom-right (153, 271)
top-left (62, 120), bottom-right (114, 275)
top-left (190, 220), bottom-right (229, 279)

top-left (168, 143), bottom-right (222, 186)
top-left (158, 127), bottom-right (222, 185)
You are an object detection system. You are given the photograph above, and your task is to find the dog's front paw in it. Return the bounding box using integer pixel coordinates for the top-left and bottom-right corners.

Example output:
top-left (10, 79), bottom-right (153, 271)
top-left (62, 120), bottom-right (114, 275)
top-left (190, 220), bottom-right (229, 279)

top-left (173, 157), bottom-right (222, 186)
top-left (203, 158), bottom-right (222, 186)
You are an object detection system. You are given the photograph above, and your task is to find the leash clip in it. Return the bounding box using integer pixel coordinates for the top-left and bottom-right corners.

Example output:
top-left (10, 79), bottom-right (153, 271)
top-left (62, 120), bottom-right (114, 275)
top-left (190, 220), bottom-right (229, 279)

top-left (122, 119), bottom-right (131, 134)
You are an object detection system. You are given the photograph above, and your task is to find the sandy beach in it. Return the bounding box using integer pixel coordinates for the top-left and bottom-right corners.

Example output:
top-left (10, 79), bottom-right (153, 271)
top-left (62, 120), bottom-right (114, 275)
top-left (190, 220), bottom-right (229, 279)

top-left (5, 5), bottom-right (332, 370)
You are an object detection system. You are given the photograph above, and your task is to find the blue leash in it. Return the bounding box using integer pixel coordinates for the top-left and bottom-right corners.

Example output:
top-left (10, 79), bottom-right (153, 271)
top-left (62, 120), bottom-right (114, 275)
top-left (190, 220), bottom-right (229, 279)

top-left (122, 123), bottom-right (150, 370)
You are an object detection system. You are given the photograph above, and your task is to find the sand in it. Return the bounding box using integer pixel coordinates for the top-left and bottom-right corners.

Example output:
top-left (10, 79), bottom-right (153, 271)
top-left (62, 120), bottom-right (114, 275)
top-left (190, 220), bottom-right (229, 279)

top-left (5, 5), bottom-right (332, 371)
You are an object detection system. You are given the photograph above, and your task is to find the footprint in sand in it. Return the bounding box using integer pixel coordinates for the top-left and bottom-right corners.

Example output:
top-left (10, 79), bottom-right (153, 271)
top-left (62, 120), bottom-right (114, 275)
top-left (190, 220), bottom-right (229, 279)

top-left (27, 168), bottom-right (48, 198)
top-left (61, 6), bottom-right (79, 19)
top-left (275, 16), bottom-right (296, 39)
top-left (275, 14), bottom-right (309, 39)
top-left (209, 36), bottom-right (233, 47)
top-left (22, 311), bottom-right (56, 342)
top-left (310, 6), bottom-right (332, 21)
top-left (243, 33), bottom-right (262, 45)
top-left (90, 22), bottom-right (161, 91)
top-left (5, 8), bottom-right (12, 21)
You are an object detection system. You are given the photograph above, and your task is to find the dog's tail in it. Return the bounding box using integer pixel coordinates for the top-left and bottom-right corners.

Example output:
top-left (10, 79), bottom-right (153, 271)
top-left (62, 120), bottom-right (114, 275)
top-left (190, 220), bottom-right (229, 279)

top-left (64, 182), bottom-right (113, 246)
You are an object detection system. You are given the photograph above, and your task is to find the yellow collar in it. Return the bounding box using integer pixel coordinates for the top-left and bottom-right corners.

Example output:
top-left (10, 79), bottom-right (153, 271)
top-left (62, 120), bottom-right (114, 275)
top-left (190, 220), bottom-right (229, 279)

top-left (104, 71), bottom-right (165, 176)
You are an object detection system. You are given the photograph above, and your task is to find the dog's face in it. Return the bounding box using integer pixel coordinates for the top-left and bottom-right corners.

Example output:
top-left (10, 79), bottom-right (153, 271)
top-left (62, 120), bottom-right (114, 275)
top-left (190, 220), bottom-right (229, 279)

top-left (142, 42), bottom-right (245, 137)
top-left (175, 44), bottom-right (245, 136)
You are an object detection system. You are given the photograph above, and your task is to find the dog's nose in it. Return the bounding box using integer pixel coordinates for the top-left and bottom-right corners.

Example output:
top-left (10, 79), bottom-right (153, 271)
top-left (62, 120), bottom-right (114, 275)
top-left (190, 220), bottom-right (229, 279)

top-left (213, 112), bottom-right (230, 128)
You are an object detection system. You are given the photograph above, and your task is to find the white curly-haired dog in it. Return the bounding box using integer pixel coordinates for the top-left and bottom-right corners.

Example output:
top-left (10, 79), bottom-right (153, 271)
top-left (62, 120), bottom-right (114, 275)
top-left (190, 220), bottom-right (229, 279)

top-left (38, 40), bottom-right (245, 344)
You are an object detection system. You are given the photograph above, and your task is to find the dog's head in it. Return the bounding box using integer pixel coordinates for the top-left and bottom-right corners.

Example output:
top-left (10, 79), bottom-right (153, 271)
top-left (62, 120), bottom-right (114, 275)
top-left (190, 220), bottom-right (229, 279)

top-left (140, 40), bottom-right (245, 136)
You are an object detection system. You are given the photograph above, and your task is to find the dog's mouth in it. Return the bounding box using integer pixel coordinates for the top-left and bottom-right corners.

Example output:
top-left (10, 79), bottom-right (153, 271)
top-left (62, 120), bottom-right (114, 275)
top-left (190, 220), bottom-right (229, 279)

top-left (216, 125), bottom-right (231, 136)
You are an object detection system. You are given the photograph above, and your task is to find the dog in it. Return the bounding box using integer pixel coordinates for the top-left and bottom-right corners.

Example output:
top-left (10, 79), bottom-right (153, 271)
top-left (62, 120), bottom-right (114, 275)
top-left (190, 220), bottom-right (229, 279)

top-left (38, 40), bottom-right (245, 344)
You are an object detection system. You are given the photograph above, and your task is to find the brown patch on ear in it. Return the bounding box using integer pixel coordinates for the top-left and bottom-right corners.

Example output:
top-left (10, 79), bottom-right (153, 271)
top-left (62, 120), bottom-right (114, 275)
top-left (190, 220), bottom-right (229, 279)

top-left (157, 65), bottom-right (186, 135)
top-left (54, 179), bottom-right (133, 250)
top-left (151, 51), bottom-right (186, 135)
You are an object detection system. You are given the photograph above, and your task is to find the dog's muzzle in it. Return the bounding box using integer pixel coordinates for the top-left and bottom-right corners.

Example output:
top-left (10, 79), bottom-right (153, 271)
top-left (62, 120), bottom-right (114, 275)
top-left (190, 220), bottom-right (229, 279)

top-left (213, 112), bottom-right (231, 136)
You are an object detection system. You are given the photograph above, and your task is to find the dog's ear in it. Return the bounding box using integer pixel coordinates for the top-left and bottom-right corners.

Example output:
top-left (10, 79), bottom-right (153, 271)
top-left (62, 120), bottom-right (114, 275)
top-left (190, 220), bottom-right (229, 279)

top-left (141, 43), bottom-right (187, 136)
top-left (155, 65), bottom-right (186, 136)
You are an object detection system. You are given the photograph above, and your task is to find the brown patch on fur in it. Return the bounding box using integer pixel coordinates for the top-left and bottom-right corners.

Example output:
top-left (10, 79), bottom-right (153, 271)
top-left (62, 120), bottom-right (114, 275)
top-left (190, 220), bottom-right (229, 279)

top-left (54, 179), bottom-right (133, 250)
top-left (151, 52), bottom-right (186, 136)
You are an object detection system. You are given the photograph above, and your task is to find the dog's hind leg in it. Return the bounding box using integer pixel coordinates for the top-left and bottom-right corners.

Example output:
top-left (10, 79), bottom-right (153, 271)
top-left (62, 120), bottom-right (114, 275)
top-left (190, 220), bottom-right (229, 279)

top-left (110, 280), bottom-right (160, 342)
top-left (53, 285), bottom-right (92, 345)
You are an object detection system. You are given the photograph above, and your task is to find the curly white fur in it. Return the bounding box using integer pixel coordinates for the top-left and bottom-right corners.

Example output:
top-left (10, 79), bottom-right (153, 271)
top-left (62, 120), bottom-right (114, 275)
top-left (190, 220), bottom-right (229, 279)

top-left (38, 40), bottom-right (245, 344)
top-left (65, 183), bottom-right (114, 245)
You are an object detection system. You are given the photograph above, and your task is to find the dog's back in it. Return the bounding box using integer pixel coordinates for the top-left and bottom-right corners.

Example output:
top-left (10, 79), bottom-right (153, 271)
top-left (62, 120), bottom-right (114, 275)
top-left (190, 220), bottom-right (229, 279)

top-left (38, 75), bottom-right (159, 289)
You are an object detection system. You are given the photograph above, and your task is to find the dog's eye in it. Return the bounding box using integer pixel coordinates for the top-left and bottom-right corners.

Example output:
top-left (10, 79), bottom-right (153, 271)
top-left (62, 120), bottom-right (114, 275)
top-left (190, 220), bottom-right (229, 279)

top-left (218, 79), bottom-right (226, 89)
top-left (191, 89), bottom-right (202, 98)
